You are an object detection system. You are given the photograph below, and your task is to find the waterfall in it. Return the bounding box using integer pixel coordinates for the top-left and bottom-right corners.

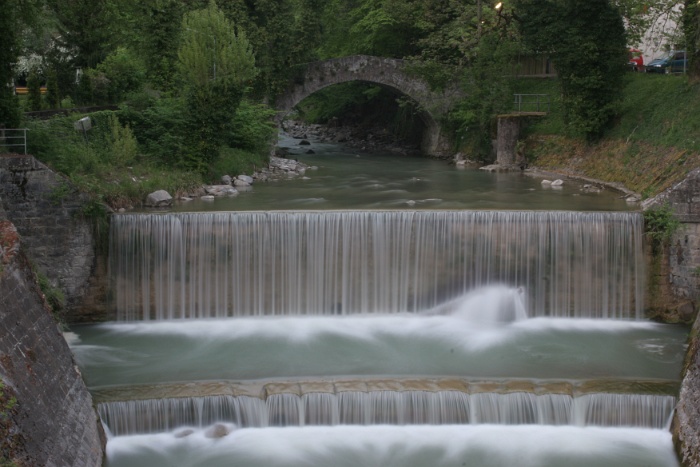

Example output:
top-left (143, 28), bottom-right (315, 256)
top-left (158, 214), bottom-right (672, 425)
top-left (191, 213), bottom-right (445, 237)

top-left (98, 391), bottom-right (676, 436)
top-left (109, 211), bottom-right (644, 321)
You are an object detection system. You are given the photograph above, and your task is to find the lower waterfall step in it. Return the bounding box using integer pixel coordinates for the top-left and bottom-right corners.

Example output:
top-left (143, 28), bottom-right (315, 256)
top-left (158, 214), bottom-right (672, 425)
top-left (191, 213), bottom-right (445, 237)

top-left (95, 378), bottom-right (679, 436)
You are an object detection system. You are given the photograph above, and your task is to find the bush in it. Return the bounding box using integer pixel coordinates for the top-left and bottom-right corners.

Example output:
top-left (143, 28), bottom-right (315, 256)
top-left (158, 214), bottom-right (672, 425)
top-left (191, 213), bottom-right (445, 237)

top-left (95, 47), bottom-right (146, 103)
top-left (228, 99), bottom-right (277, 153)
top-left (644, 203), bottom-right (681, 252)
top-left (211, 147), bottom-right (267, 179)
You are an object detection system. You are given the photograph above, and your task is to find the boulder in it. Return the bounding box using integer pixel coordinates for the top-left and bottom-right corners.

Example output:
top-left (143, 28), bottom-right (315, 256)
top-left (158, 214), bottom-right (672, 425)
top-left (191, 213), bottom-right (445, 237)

top-left (234, 179), bottom-right (250, 187)
top-left (237, 174), bottom-right (254, 184)
top-left (204, 185), bottom-right (239, 196)
top-left (221, 175), bottom-right (232, 185)
top-left (551, 179), bottom-right (564, 186)
top-left (144, 190), bottom-right (173, 207)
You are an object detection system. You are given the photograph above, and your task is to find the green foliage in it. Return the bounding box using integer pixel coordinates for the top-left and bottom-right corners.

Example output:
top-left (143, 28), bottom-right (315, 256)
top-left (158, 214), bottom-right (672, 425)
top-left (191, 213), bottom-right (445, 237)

top-left (94, 48), bottom-right (146, 104)
top-left (0, 379), bottom-right (19, 467)
top-left (105, 114), bottom-right (138, 167)
top-left (445, 32), bottom-right (520, 159)
top-left (177, 1), bottom-right (256, 173)
top-left (608, 74), bottom-right (700, 152)
top-left (45, 68), bottom-right (60, 109)
top-left (683, 0), bottom-right (700, 78)
top-left (119, 95), bottom-right (188, 165)
top-left (34, 268), bottom-right (65, 316)
top-left (517, 73), bottom-right (700, 156)
top-left (49, 0), bottom-right (118, 68)
top-left (615, 0), bottom-right (682, 47)
top-left (27, 68), bottom-right (42, 111)
top-left (132, 0), bottom-right (184, 91)
top-left (48, 181), bottom-right (74, 206)
top-left (0, 0), bottom-right (25, 127)
top-left (211, 147), bottom-right (268, 179)
top-left (644, 203), bottom-right (681, 253)
top-left (228, 99), bottom-right (277, 154)
top-left (178, 1), bottom-right (256, 90)
top-left (515, 0), bottom-right (628, 140)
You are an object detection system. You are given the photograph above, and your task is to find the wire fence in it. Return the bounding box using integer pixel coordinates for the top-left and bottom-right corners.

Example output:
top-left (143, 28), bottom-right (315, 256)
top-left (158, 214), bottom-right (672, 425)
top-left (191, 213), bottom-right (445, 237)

top-left (0, 128), bottom-right (29, 155)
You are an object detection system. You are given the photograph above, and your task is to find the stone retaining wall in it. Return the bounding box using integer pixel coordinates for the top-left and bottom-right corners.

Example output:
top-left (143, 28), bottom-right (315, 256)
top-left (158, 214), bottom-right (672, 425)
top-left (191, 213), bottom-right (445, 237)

top-left (646, 168), bottom-right (700, 466)
top-left (642, 169), bottom-right (700, 322)
top-left (0, 154), bottom-right (108, 322)
top-left (0, 220), bottom-right (104, 466)
top-left (673, 313), bottom-right (700, 467)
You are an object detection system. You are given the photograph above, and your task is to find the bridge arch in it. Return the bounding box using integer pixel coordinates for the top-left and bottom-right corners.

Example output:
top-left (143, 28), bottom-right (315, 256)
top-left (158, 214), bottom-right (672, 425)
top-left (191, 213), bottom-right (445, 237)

top-left (274, 55), bottom-right (458, 156)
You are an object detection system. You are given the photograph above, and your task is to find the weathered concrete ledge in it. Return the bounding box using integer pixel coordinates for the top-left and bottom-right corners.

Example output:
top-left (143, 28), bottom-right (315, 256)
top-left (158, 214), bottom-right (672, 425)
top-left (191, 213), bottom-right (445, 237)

top-left (92, 377), bottom-right (680, 404)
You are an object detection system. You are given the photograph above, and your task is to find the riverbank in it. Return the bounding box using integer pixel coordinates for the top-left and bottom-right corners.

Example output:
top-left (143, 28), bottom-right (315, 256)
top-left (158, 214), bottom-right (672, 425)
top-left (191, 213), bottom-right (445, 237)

top-left (524, 134), bottom-right (700, 201)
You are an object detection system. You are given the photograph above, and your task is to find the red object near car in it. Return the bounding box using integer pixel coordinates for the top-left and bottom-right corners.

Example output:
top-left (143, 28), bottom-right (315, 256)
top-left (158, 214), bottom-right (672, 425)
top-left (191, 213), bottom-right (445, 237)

top-left (628, 48), bottom-right (644, 71)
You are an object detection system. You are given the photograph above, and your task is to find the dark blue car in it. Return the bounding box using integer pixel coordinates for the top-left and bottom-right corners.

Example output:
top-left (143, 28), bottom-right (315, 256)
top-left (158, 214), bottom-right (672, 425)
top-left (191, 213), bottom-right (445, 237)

top-left (645, 51), bottom-right (688, 74)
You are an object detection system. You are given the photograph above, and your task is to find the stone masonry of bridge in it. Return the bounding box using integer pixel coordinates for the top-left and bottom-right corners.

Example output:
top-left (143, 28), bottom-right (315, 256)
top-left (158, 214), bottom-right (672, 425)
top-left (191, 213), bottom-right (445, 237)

top-left (274, 55), bottom-right (461, 156)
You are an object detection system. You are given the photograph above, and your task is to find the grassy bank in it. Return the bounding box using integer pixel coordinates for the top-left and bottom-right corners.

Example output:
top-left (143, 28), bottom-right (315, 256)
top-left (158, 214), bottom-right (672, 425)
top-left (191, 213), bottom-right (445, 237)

top-left (23, 97), bottom-right (274, 209)
top-left (514, 73), bottom-right (700, 197)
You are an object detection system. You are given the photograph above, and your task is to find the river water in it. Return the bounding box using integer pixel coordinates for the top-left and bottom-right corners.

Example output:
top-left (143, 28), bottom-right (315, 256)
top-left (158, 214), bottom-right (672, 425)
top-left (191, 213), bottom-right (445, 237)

top-left (72, 132), bottom-right (685, 467)
top-left (168, 132), bottom-right (635, 212)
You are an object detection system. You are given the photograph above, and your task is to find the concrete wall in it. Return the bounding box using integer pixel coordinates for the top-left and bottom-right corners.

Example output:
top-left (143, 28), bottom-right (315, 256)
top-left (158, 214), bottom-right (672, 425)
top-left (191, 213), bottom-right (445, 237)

top-left (643, 168), bottom-right (700, 323)
top-left (0, 154), bottom-right (108, 322)
top-left (673, 312), bottom-right (700, 467)
top-left (0, 220), bottom-right (104, 466)
top-left (645, 168), bottom-right (700, 466)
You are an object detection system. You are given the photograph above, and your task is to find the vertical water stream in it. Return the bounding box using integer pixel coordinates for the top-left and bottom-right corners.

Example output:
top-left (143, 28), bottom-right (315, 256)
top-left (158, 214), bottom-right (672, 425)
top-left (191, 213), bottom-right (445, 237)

top-left (109, 210), bottom-right (644, 320)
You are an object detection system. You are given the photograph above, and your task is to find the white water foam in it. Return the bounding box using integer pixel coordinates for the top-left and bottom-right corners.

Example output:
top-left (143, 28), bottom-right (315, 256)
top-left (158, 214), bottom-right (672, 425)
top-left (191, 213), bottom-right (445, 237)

top-left (105, 424), bottom-right (679, 467)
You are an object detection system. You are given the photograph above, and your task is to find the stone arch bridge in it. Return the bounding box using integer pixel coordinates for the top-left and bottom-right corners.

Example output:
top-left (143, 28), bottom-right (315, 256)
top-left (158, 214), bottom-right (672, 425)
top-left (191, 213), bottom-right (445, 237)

top-left (274, 55), bottom-right (461, 156)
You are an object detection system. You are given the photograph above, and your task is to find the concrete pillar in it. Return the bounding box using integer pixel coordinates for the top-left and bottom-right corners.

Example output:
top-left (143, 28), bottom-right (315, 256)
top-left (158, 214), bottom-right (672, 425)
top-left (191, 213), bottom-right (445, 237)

top-left (496, 116), bottom-right (523, 167)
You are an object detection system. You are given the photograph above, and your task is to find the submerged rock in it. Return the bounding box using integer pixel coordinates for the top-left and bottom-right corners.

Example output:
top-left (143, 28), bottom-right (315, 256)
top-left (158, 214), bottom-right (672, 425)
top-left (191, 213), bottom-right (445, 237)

top-left (174, 428), bottom-right (194, 438)
top-left (205, 424), bottom-right (231, 439)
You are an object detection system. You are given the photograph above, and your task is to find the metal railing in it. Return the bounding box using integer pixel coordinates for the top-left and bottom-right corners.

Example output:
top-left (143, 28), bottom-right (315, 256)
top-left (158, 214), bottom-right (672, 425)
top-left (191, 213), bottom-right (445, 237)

top-left (513, 94), bottom-right (550, 113)
top-left (0, 128), bottom-right (29, 155)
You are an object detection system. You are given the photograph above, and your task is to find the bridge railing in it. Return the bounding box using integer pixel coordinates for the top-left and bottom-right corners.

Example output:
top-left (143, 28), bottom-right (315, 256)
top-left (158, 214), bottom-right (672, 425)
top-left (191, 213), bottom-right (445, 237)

top-left (0, 128), bottom-right (29, 155)
top-left (513, 94), bottom-right (550, 113)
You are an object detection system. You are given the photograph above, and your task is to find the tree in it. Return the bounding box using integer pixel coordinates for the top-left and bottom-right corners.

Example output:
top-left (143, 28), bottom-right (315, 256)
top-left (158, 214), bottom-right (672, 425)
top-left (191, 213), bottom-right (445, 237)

top-left (683, 0), bottom-right (700, 78)
top-left (177, 0), bottom-right (257, 172)
top-left (515, 0), bottom-right (627, 140)
top-left (27, 67), bottom-right (43, 111)
top-left (0, 0), bottom-right (42, 127)
top-left (614, 0), bottom-right (683, 47)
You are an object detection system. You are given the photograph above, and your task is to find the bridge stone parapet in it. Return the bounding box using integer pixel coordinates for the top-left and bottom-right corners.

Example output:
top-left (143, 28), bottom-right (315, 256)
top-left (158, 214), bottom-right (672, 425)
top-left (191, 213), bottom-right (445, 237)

top-left (275, 55), bottom-right (461, 156)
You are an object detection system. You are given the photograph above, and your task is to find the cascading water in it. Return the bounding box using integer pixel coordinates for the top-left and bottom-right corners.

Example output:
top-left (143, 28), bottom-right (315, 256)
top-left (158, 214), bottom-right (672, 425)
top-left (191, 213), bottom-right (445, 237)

top-left (72, 190), bottom-right (684, 465)
top-left (109, 210), bottom-right (644, 320)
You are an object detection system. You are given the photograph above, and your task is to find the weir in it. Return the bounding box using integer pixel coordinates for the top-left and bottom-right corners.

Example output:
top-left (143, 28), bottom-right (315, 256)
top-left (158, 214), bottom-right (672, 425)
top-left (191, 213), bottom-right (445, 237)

top-left (109, 210), bottom-right (644, 320)
top-left (84, 204), bottom-right (684, 467)
top-left (95, 378), bottom-right (679, 436)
